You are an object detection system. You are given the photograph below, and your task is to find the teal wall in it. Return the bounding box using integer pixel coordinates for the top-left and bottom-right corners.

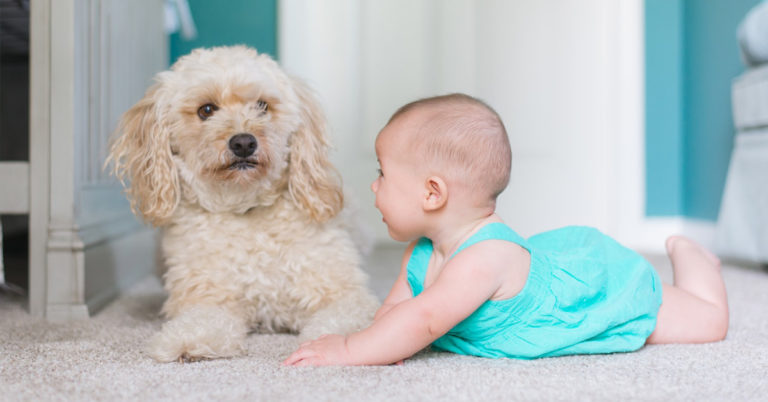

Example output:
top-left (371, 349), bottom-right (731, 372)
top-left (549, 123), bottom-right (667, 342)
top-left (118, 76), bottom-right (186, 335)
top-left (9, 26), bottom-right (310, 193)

top-left (169, 0), bottom-right (277, 65)
top-left (645, 0), bottom-right (685, 216)
top-left (682, 0), bottom-right (761, 220)
top-left (645, 0), bottom-right (761, 220)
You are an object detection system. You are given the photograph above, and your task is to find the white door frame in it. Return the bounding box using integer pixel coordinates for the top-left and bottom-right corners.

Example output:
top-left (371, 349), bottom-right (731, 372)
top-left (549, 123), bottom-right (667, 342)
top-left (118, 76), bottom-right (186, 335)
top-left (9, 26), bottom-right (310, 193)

top-left (28, 0), bottom-right (52, 317)
top-left (27, 0), bottom-right (90, 319)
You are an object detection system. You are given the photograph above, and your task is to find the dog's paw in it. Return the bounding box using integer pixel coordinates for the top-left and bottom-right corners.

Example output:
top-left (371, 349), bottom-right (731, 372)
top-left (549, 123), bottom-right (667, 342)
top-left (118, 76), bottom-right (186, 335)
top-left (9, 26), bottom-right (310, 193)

top-left (177, 353), bottom-right (206, 364)
top-left (299, 290), bottom-right (379, 342)
top-left (146, 305), bottom-right (248, 363)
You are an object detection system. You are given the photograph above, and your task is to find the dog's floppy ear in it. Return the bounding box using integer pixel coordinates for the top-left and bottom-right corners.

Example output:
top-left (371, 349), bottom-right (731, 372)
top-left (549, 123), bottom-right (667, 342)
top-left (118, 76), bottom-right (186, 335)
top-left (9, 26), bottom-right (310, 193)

top-left (106, 83), bottom-right (179, 226)
top-left (287, 80), bottom-right (344, 222)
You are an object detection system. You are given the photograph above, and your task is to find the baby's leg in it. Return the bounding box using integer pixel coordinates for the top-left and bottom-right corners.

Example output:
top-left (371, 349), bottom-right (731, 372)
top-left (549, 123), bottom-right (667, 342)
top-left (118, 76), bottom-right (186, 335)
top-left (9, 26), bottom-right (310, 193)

top-left (646, 236), bottom-right (729, 344)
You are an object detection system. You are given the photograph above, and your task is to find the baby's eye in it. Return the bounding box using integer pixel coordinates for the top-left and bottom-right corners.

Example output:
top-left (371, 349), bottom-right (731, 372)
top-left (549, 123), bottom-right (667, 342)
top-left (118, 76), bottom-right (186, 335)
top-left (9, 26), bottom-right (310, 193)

top-left (376, 168), bottom-right (383, 177)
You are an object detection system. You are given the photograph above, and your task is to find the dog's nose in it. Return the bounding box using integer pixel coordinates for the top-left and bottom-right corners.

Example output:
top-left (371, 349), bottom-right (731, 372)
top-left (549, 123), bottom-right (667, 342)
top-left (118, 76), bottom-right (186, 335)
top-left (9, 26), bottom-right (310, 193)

top-left (228, 133), bottom-right (258, 158)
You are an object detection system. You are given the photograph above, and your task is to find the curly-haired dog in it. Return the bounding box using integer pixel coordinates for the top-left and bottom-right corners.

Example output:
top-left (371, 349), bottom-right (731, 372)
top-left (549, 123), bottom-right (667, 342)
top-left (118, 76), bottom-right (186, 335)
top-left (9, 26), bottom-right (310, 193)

top-left (107, 46), bottom-right (379, 362)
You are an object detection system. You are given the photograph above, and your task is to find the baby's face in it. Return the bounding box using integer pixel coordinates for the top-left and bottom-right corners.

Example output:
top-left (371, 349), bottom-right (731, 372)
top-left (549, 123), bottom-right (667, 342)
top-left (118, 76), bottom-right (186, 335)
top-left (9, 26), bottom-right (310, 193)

top-left (371, 121), bottom-right (427, 242)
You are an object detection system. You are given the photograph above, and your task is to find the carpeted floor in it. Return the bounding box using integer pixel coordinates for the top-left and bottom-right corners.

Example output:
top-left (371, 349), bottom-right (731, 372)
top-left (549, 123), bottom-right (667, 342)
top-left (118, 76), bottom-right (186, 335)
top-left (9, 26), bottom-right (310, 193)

top-left (1, 246), bottom-right (767, 401)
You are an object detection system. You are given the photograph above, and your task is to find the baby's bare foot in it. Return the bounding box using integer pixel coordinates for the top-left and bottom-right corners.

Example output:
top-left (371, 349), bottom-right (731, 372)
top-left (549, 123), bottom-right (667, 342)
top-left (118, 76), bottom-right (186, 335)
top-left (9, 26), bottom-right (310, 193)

top-left (666, 236), bottom-right (721, 269)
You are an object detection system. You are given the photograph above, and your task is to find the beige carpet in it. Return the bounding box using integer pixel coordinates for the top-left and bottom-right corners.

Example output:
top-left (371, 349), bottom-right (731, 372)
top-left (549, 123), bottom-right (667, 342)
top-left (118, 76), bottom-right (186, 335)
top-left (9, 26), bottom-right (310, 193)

top-left (1, 247), bottom-right (767, 401)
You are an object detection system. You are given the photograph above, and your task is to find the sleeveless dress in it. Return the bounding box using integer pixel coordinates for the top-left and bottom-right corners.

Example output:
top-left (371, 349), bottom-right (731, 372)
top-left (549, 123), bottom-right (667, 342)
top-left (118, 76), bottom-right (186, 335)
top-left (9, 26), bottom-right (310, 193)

top-left (406, 223), bottom-right (663, 359)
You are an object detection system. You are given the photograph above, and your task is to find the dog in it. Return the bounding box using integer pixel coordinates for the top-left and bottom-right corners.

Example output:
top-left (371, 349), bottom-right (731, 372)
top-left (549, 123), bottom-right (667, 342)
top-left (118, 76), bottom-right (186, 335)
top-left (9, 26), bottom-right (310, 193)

top-left (107, 46), bottom-right (379, 362)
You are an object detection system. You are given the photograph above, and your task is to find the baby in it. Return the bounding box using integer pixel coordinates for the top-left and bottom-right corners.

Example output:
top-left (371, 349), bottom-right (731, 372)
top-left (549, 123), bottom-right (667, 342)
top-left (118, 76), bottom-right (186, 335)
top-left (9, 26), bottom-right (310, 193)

top-left (283, 93), bottom-right (729, 366)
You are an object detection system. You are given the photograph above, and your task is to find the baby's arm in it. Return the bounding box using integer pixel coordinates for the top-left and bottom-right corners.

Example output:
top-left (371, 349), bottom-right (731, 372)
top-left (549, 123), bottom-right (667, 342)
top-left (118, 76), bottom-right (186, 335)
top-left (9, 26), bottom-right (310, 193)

top-left (373, 242), bottom-right (417, 321)
top-left (284, 241), bottom-right (510, 366)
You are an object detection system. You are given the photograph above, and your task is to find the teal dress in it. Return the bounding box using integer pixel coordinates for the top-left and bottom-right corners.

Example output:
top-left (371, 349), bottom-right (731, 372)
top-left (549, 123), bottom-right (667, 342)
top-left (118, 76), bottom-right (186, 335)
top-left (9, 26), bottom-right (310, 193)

top-left (406, 223), bottom-right (663, 359)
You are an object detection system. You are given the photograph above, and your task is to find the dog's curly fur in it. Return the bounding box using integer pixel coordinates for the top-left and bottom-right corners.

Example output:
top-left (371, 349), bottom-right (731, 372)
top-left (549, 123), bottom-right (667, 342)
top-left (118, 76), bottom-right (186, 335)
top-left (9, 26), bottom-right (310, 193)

top-left (107, 46), bottom-right (379, 362)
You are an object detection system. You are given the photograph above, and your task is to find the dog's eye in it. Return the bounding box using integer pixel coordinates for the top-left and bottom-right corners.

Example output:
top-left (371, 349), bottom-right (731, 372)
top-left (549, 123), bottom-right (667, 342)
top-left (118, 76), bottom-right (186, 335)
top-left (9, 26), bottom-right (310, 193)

top-left (256, 100), bottom-right (269, 113)
top-left (197, 103), bottom-right (219, 120)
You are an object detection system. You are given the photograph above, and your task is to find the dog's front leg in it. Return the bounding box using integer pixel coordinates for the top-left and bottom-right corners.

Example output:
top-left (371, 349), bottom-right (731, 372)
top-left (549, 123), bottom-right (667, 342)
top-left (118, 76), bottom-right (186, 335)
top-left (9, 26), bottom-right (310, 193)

top-left (299, 288), bottom-right (380, 342)
top-left (147, 305), bottom-right (248, 362)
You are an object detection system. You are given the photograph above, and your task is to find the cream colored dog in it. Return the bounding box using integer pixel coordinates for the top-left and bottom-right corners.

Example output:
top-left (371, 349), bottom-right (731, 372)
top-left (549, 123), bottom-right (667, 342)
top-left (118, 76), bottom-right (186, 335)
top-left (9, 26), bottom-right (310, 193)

top-left (107, 46), bottom-right (379, 363)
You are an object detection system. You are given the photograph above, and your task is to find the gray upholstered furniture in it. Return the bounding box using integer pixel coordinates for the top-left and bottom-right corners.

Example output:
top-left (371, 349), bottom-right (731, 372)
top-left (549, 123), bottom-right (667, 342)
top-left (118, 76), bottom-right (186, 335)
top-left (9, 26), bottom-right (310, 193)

top-left (715, 3), bottom-right (768, 263)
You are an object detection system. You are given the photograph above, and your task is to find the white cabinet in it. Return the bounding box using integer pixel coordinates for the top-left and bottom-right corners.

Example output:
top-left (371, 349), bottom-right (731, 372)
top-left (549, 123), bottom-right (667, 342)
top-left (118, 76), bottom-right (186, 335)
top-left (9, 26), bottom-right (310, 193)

top-left (22, 0), bottom-right (166, 319)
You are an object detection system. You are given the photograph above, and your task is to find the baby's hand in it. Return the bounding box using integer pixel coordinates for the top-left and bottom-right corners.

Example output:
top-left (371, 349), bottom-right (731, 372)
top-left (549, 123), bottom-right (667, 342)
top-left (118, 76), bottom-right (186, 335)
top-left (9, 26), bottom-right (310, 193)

top-left (282, 334), bottom-right (352, 366)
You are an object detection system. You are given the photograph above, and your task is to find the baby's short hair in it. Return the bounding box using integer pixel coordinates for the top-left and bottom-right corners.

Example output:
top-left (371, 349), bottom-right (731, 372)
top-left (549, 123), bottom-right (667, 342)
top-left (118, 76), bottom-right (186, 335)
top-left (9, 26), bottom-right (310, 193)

top-left (388, 93), bottom-right (511, 201)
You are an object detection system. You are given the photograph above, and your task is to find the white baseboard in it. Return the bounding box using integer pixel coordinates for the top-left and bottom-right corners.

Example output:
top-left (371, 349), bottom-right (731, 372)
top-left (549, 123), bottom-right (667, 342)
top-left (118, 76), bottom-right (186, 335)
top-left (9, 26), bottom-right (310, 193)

top-left (46, 304), bottom-right (89, 322)
top-left (621, 217), bottom-right (716, 255)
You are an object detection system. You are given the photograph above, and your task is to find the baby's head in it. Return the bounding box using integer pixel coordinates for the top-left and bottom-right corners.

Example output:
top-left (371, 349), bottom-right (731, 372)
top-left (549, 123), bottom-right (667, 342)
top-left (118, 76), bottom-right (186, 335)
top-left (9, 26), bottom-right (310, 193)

top-left (378, 93), bottom-right (511, 207)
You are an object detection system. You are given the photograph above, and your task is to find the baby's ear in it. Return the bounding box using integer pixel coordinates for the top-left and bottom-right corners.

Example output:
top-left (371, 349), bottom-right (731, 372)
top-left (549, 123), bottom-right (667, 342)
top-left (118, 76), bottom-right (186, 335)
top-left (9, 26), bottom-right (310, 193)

top-left (423, 176), bottom-right (448, 211)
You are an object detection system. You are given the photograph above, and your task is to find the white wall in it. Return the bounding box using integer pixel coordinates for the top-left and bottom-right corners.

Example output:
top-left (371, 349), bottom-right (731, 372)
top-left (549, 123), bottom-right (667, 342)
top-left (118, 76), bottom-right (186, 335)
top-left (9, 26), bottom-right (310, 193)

top-left (280, 0), bottom-right (649, 249)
